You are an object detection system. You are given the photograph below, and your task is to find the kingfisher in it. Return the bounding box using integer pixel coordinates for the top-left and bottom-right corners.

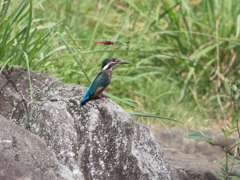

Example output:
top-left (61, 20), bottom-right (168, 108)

top-left (80, 57), bottom-right (131, 106)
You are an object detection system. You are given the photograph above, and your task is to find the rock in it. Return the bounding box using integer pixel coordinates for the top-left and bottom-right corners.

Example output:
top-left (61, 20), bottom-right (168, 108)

top-left (0, 115), bottom-right (74, 180)
top-left (151, 127), bottom-right (240, 180)
top-left (164, 150), bottom-right (219, 180)
top-left (0, 66), bottom-right (173, 180)
top-left (151, 128), bottom-right (225, 162)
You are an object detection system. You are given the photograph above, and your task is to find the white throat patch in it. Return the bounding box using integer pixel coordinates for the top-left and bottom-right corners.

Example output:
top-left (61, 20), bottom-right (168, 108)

top-left (102, 64), bottom-right (109, 70)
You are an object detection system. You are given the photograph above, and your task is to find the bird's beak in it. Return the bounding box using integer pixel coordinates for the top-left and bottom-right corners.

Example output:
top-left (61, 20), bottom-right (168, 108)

top-left (117, 60), bottom-right (131, 65)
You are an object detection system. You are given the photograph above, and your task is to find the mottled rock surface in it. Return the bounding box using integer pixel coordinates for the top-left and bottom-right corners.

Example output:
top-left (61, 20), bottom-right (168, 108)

top-left (0, 66), bottom-right (173, 180)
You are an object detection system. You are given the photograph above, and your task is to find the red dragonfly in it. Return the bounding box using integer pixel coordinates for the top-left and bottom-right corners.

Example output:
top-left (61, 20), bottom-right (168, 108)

top-left (94, 41), bottom-right (114, 45)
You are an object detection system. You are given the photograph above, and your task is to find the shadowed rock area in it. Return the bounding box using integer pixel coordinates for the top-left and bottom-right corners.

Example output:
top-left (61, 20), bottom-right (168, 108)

top-left (0, 66), bottom-right (173, 180)
top-left (0, 115), bottom-right (74, 180)
top-left (151, 127), bottom-right (240, 180)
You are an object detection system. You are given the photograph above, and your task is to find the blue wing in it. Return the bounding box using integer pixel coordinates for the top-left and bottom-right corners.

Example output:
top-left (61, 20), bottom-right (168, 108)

top-left (81, 71), bottom-right (100, 103)
top-left (81, 71), bottom-right (109, 103)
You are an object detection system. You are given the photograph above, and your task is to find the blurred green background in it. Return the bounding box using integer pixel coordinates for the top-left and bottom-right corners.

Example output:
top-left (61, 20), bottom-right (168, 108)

top-left (1, 0), bottom-right (240, 129)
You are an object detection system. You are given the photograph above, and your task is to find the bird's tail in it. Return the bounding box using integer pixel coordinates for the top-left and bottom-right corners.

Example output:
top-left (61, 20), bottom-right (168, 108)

top-left (80, 101), bottom-right (86, 107)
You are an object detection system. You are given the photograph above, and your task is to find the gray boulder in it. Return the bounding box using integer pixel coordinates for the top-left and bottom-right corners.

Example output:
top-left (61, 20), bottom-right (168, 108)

top-left (0, 66), bottom-right (173, 180)
top-left (0, 115), bottom-right (74, 180)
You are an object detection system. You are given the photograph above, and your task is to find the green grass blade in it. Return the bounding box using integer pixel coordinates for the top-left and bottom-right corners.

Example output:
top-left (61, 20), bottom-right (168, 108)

top-left (128, 112), bottom-right (180, 123)
top-left (104, 92), bottom-right (139, 108)
top-left (20, 0), bottom-right (32, 65)
top-left (0, 0), bottom-right (11, 19)
top-left (55, 32), bottom-right (90, 83)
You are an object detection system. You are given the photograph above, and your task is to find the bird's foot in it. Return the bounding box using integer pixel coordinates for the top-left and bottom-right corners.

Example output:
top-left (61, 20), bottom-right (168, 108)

top-left (100, 96), bottom-right (108, 101)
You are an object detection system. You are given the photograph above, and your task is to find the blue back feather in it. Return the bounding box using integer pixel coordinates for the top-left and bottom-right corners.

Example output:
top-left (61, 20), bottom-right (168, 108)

top-left (81, 71), bottom-right (109, 103)
top-left (81, 71), bottom-right (101, 103)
